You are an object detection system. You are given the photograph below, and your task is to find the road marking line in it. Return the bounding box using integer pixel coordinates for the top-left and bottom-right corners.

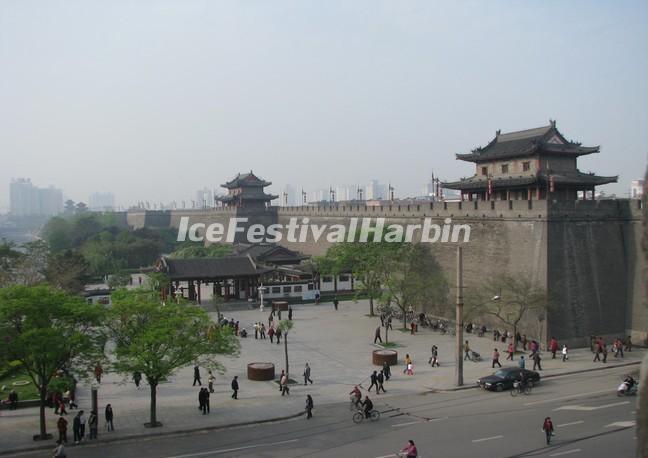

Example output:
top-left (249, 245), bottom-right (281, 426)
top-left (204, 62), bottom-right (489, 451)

top-left (549, 449), bottom-right (581, 456)
top-left (392, 421), bottom-right (421, 427)
top-left (375, 455), bottom-right (397, 458)
top-left (554, 401), bottom-right (629, 411)
top-left (164, 439), bottom-right (299, 458)
top-left (524, 389), bottom-right (611, 406)
top-left (604, 420), bottom-right (635, 428)
top-left (472, 435), bottom-right (503, 443)
top-left (556, 421), bottom-right (584, 427)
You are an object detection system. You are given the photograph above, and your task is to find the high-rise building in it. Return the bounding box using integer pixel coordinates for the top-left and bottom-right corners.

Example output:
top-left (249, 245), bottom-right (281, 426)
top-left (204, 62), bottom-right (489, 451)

top-left (630, 180), bottom-right (644, 199)
top-left (10, 179), bottom-right (63, 216)
top-left (195, 187), bottom-right (214, 208)
top-left (365, 180), bottom-right (386, 200)
top-left (89, 192), bottom-right (115, 211)
top-left (282, 184), bottom-right (298, 206)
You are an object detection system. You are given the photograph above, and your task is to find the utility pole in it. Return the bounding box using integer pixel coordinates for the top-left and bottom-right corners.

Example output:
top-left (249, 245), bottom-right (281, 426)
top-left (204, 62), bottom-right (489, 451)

top-left (455, 246), bottom-right (464, 386)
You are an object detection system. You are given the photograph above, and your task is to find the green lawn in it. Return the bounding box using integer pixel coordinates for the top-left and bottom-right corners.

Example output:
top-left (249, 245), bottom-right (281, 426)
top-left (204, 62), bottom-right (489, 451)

top-left (0, 369), bottom-right (39, 401)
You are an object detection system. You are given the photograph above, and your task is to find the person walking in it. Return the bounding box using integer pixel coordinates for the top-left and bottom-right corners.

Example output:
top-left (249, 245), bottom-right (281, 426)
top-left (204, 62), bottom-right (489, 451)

top-left (268, 311), bottom-right (274, 328)
top-left (8, 390), bottom-right (18, 410)
top-left (333, 297), bottom-right (339, 311)
top-left (614, 338), bottom-right (624, 358)
top-left (368, 370), bottom-right (378, 392)
top-left (374, 326), bottom-right (383, 344)
top-left (377, 371), bottom-right (386, 393)
top-left (548, 337), bottom-right (558, 359)
top-left (105, 404), bottom-right (114, 431)
top-left (193, 365), bottom-right (202, 386)
top-left (386, 316), bottom-right (393, 330)
top-left (268, 325), bottom-right (275, 343)
top-left (518, 355), bottom-right (525, 369)
top-left (532, 351), bottom-right (542, 371)
top-left (207, 370), bottom-right (215, 393)
top-left (78, 410), bottom-right (86, 442)
top-left (492, 349), bottom-right (502, 368)
top-left (305, 394), bottom-right (314, 419)
top-left (198, 388), bottom-right (206, 414)
top-left (203, 388), bottom-right (210, 414)
top-left (506, 342), bottom-right (514, 361)
top-left (406, 362), bottom-right (414, 376)
top-left (260, 323), bottom-right (266, 339)
top-left (57, 415), bottom-right (68, 444)
top-left (94, 364), bottom-right (103, 384)
top-left (382, 361), bottom-right (391, 380)
top-left (276, 327), bottom-right (282, 345)
top-left (624, 335), bottom-right (633, 352)
top-left (561, 344), bottom-right (569, 361)
top-left (542, 417), bottom-right (555, 445)
top-left (133, 371), bottom-right (142, 389)
top-left (231, 376), bottom-right (239, 399)
top-left (280, 371), bottom-right (290, 396)
top-left (303, 363), bottom-right (313, 385)
top-left (404, 354), bottom-right (413, 373)
top-left (429, 345), bottom-right (439, 367)
top-left (88, 410), bottom-right (98, 439)
top-left (463, 341), bottom-right (471, 361)
top-left (602, 343), bottom-right (608, 363)
top-left (289, 307), bottom-right (293, 320)
top-left (72, 411), bottom-right (82, 444)
top-left (593, 342), bottom-right (601, 362)
top-left (254, 322), bottom-right (259, 339)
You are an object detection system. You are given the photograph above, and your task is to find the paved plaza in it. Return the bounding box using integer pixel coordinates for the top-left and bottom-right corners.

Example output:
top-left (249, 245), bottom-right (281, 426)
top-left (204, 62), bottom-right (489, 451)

top-left (0, 299), bottom-right (643, 454)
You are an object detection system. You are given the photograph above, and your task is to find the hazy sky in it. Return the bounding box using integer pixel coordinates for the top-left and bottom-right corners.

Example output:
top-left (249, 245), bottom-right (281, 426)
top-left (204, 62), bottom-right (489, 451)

top-left (1, 0), bottom-right (647, 211)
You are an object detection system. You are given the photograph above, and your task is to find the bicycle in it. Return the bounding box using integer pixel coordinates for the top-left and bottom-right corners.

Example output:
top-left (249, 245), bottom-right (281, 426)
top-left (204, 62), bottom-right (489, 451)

top-left (510, 381), bottom-right (532, 396)
top-left (352, 408), bottom-right (381, 423)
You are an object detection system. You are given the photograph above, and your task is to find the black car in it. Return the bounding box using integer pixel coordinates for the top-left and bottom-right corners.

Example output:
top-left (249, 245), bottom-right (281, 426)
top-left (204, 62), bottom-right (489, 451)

top-left (477, 368), bottom-right (540, 392)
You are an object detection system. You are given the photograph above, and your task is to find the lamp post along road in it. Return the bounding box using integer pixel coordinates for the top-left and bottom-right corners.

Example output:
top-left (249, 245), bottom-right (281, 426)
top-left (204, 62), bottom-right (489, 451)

top-left (455, 246), bottom-right (464, 387)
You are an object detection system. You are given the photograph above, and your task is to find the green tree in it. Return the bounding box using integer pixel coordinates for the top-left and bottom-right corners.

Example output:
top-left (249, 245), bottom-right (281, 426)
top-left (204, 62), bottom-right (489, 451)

top-left (14, 240), bottom-right (49, 286)
top-left (169, 243), bottom-right (233, 259)
top-left (0, 285), bottom-right (105, 440)
top-left (107, 289), bottom-right (239, 427)
top-left (318, 239), bottom-right (398, 316)
top-left (277, 319), bottom-right (294, 378)
top-left (381, 243), bottom-right (449, 329)
top-left (45, 250), bottom-right (90, 293)
top-left (0, 239), bottom-right (23, 286)
top-left (41, 217), bottom-right (72, 252)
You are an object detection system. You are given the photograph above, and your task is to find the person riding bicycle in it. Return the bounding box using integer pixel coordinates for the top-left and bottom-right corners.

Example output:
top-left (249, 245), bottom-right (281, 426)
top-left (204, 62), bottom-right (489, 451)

top-left (517, 370), bottom-right (529, 389)
top-left (349, 386), bottom-right (362, 408)
top-left (401, 439), bottom-right (418, 458)
top-left (624, 375), bottom-right (636, 389)
top-left (362, 395), bottom-right (374, 419)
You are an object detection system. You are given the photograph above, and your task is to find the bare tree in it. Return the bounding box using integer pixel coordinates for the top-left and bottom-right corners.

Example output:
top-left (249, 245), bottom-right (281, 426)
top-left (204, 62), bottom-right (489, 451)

top-left (469, 274), bottom-right (547, 351)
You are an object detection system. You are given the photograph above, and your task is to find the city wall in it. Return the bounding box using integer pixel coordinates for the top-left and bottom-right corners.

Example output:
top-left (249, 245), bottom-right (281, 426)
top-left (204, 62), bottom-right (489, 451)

top-left (123, 199), bottom-right (645, 347)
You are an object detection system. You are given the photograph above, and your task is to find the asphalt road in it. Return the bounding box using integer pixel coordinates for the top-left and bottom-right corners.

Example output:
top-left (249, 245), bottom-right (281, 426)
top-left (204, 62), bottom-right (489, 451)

top-left (7, 366), bottom-right (637, 458)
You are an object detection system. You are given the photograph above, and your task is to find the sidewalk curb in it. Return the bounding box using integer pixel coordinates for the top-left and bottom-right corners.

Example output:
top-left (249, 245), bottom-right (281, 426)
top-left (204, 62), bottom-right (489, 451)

top-left (428, 360), bottom-right (642, 393)
top-left (0, 410), bottom-right (305, 456)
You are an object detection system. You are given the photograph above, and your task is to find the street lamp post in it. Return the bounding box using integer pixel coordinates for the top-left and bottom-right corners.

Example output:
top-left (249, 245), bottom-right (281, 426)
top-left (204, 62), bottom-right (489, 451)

top-left (455, 246), bottom-right (464, 386)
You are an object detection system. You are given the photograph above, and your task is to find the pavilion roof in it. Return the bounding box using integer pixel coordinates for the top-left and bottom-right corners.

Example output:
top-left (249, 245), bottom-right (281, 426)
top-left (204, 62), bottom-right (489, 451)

top-left (456, 121), bottom-right (599, 163)
top-left (442, 171), bottom-right (617, 191)
top-left (221, 171), bottom-right (272, 189)
top-left (158, 255), bottom-right (273, 281)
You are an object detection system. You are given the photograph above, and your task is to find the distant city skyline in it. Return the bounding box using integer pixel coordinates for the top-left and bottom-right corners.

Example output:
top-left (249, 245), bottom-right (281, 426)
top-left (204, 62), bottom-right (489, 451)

top-left (1, 2), bottom-right (646, 213)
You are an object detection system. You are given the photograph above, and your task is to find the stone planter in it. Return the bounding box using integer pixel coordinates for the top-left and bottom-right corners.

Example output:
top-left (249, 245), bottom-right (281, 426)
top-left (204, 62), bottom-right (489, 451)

top-left (247, 362), bottom-right (275, 381)
top-left (372, 349), bottom-right (398, 366)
